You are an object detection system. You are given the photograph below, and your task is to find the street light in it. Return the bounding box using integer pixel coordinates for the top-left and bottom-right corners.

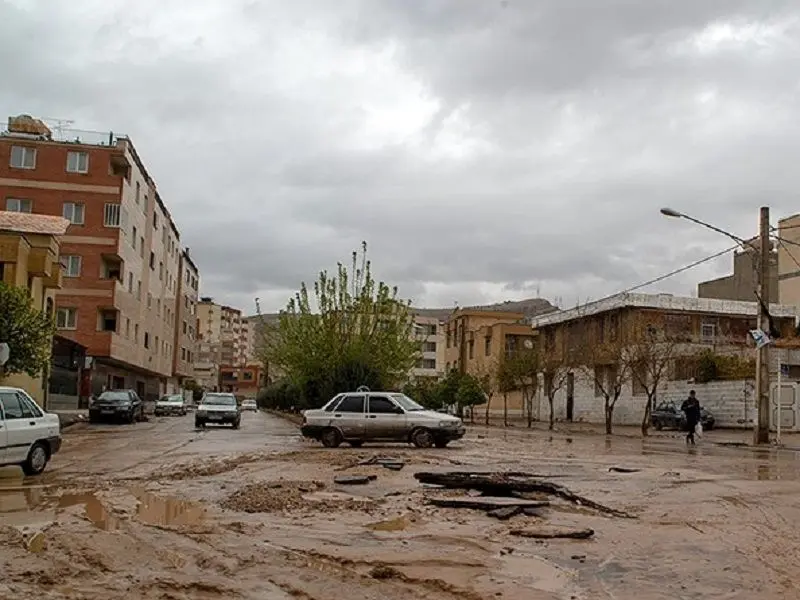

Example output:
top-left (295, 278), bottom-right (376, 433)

top-left (660, 206), bottom-right (772, 445)
top-left (659, 207), bottom-right (748, 247)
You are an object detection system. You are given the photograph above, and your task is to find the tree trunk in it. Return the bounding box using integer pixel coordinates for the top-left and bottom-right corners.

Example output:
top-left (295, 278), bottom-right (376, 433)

top-left (641, 394), bottom-right (654, 436)
top-left (503, 393), bottom-right (508, 427)
top-left (604, 396), bottom-right (613, 435)
top-left (485, 393), bottom-right (493, 425)
top-left (526, 389), bottom-right (533, 428)
top-left (548, 394), bottom-right (555, 430)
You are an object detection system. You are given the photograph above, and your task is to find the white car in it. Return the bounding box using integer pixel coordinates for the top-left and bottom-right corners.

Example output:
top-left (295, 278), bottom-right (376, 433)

top-left (241, 399), bottom-right (258, 412)
top-left (0, 387), bottom-right (62, 475)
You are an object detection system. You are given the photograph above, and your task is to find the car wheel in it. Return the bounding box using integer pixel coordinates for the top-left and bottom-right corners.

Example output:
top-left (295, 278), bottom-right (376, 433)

top-left (22, 442), bottom-right (49, 476)
top-left (195, 420), bottom-right (205, 429)
top-left (653, 420), bottom-right (663, 431)
top-left (348, 440), bottom-right (363, 448)
top-left (411, 428), bottom-right (435, 449)
top-left (320, 428), bottom-right (342, 448)
top-left (434, 439), bottom-right (450, 448)
top-left (232, 420), bottom-right (240, 430)
top-left (127, 410), bottom-right (136, 424)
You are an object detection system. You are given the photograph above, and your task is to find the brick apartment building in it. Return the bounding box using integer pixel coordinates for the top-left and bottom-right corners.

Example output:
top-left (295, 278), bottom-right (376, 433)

top-left (0, 115), bottom-right (196, 401)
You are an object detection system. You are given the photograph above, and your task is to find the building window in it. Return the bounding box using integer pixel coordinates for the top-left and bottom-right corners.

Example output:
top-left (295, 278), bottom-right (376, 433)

top-left (485, 336), bottom-right (492, 356)
top-left (132, 227), bottom-right (137, 248)
top-left (139, 237), bottom-right (144, 258)
top-left (66, 151), bottom-right (89, 173)
top-left (144, 332), bottom-right (150, 349)
top-left (137, 280), bottom-right (141, 300)
top-left (147, 293), bottom-right (152, 308)
top-left (6, 198), bottom-right (32, 213)
top-left (153, 212), bottom-right (158, 229)
top-left (135, 181), bottom-right (141, 205)
top-left (422, 341), bottom-right (436, 353)
top-left (159, 262), bottom-right (163, 280)
top-left (183, 321), bottom-right (187, 334)
top-left (134, 324), bottom-right (139, 343)
top-left (125, 318), bottom-right (130, 337)
top-left (9, 145), bottom-right (36, 169)
top-left (468, 339), bottom-right (474, 359)
top-left (98, 309), bottom-right (118, 332)
top-left (61, 255), bottom-right (81, 277)
top-left (181, 348), bottom-right (187, 360)
top-left (416, 358), bottom-right (436, 370)
top-left (56, 308), bottom-right (77, 330)
top-left (128, 272), bottom-right (133, 293)
top-left (62, 202), bottom-right (85, 224)
top-left (701, 323), bottom-right (716, 342)
top-left (149, 252), bottom-right (155, 269)
top-left (104, 203), bottom-right (121, 227)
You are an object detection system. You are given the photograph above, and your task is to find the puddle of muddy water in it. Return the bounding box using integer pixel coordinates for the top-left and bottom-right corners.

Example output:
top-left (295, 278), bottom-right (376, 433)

top-left (57, 488), bottom-right (207, 531)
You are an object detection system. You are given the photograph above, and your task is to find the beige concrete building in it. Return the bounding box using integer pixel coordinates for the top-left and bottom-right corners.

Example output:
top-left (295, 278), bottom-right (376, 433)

top-left (698, 238), bottom-right (778, 303)
top-left (778, 215), bottom-right (800, 307)
top-left (172, 249), bottom-right (199, 387)
top-left (194, 299), bottom-right (249, 390)
top-left (411, 314), bottom-right (445, 380)
top-left (0, 212), bottom-right (69, 404)
top-left (444, 309), bottom-right (537, 413)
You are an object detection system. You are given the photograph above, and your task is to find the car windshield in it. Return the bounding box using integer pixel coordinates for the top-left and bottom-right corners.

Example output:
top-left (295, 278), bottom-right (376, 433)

top-left (160, 395), bottom-right (182, 403)
top-left (98, 391), bottom-right (130, 402)
top-left (391, 393), bottom-right (425, 411)
top-left (203, 395), bottom-right (236, 406)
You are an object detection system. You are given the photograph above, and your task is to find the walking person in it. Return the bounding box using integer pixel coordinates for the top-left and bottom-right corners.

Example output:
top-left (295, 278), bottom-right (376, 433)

top-left (681, 390), bottom-right (701, 445)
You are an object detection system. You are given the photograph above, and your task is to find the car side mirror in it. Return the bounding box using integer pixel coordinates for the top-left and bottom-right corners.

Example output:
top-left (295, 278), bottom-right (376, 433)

top-left (394, 406), bottom-right (404, 414)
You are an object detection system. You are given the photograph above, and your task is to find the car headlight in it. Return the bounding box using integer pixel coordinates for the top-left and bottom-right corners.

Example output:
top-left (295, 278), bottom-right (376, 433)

top-left (119, 402), bottom-right (131, 408)
top-left (438, 420), bottom-right (456, 428)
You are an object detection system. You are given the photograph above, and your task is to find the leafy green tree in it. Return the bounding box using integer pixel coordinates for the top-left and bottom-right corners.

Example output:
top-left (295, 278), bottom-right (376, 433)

top-left (455, 373), bottom-right (485, 423)
top-left (402, 377), bottom-right (442, 410)
top-left (0, 282), bottom-right (54, 381)
top-left (262, 242), bottom-right (420, 408)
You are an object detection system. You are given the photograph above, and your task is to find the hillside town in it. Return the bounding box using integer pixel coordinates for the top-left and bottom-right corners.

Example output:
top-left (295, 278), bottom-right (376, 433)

top-left (4, 4), bottom-right (800, 598)
top-left (3, 117), bottom-right (800, 438)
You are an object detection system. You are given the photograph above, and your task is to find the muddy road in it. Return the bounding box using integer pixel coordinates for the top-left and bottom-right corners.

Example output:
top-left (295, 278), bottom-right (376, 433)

top-left (1, 411), bottom-right (799, 599)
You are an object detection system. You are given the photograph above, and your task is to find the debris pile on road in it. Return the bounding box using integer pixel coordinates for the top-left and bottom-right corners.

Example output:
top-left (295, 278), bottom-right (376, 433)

top-left (164, 452), bottom-right (267, 481)
top-left (335, 454), bottom-right (407, 472)
top-left (414, 471), bottom-right (636, 519)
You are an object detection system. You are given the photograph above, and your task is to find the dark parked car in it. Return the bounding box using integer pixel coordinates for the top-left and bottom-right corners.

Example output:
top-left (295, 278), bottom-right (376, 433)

top-left (651, 401), bottom-right (715, 431)
top-left (89, 389), bottom-right (144, 424)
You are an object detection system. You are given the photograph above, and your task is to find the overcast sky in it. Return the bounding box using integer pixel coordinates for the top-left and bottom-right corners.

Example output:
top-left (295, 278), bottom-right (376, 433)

top-left (3, 0), bottom-right (800, 313)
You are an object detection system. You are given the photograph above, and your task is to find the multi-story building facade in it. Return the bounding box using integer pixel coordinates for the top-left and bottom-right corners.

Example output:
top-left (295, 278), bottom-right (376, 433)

top-left (443, 309), bottom-right (537, 413)
top-left (410, 314), bottom-right (445, 380)
top-left (529, 293), bottom-right (798, 428)
top-left (0, 211), bottom-right (69, 404)
top-left (0, 115), bottom-right (190, 401)
top-left (172, 248), bottom-right (199, 387)
top-left (195, 299), bottom-right (250, 391)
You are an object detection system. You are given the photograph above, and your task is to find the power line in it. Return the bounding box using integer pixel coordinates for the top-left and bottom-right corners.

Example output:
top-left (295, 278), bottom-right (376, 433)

top-left (569, 245), bottom-right (738, 310)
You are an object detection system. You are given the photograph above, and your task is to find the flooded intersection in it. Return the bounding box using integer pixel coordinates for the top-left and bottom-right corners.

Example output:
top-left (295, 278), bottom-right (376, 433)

top-left (0, 412), bottom-right (798, 599)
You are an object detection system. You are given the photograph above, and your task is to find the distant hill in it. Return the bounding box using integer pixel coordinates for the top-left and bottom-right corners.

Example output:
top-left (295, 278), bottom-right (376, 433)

top-left (246, 297), bottom-right (558, 324)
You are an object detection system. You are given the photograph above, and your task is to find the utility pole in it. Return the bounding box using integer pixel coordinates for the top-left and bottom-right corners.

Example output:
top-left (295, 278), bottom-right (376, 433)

top-left (754, 206), bottom-right (771, 444)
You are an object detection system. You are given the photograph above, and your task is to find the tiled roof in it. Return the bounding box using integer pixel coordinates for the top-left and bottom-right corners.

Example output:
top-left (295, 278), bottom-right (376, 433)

top-left (0, 212), bottom-right (70, 236)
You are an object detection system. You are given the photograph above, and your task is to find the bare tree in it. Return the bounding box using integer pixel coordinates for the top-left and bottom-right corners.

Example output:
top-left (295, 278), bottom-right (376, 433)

top-left (540, 356), bottom-right (570, 430)
top-left (580, 339), bottom-right (632, 435)
top-left (476, 359), bottom-right (498, 426)
top-left (502, 349), bottom-right (540, 428)
top-left (628, 326), bottom-right (680, 436)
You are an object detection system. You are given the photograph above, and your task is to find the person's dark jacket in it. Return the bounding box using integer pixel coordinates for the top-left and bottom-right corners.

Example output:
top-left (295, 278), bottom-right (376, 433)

top-left (681, 397), bottom-right (701, 427)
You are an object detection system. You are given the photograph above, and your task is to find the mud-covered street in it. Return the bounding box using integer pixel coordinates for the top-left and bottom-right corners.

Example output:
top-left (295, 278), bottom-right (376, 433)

top-left (1, 412), bottom-right (799, 599)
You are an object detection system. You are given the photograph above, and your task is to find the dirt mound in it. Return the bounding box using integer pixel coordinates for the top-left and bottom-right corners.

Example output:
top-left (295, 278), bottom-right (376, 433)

top-left (220, 480), bottom-right (382, 514)
top-left (162, 452), bottom-right (268, 481)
